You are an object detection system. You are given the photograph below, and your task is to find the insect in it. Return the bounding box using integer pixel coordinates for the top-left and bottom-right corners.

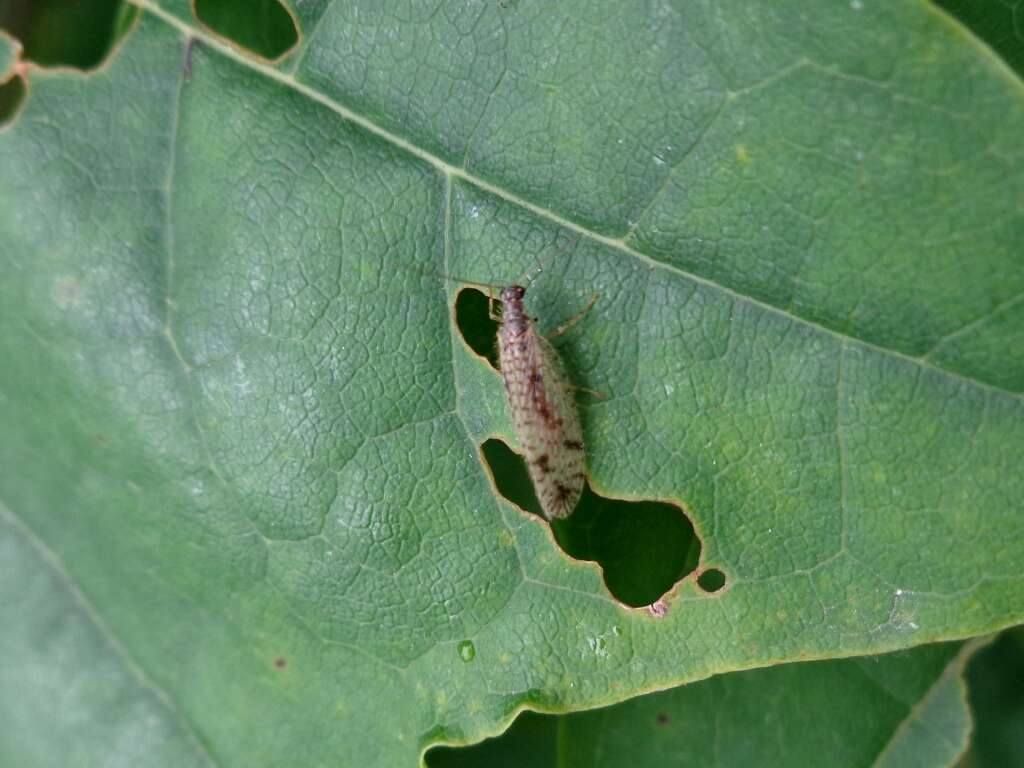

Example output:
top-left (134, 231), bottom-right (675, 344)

top-left (488, 260), bottom-right (598, 520)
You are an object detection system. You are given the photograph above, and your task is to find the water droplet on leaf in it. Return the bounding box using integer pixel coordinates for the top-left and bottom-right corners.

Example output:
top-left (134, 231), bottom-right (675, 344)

top-left (457, 640), bottom-right (476, 663)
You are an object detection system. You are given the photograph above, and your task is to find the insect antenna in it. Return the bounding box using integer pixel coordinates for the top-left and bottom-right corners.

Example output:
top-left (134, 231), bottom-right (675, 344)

top-left (514, 235), bottom-right (580, 288)
top-left (389, 259), bottom-right (503, 294)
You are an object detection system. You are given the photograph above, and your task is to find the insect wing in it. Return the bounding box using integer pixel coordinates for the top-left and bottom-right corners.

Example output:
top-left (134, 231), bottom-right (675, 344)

top-left (499, 324), bottom-right (585, 519)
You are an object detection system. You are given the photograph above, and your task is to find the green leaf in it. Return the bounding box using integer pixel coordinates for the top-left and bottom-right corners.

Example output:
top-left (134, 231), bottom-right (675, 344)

top-left (192, 0), bottom-right (297, 62)
top-left (428, 641), bottom-right (976, 768)
top-left (961, 627), bottom-right (1024, 767)
top-left (0, 508), bottom-right (213, 766)
top-left (0, 0), bottom-right (123, 69)
top-left (0, 28), bottom-right (18, 76)
top-left (0, 1), bottom-right (1022, 765)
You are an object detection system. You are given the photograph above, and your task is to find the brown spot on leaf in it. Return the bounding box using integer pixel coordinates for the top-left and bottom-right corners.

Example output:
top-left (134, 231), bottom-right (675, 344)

top-left (183, 37), bottom-right (197, 79)
top-left (647, 600), bottom-right (669, 618)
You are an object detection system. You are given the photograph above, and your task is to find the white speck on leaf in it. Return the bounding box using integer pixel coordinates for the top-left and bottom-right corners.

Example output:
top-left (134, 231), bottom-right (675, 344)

top-left (587, 635), bottom-right (610, 658)
top-left (234, 357), bottom-right (254, 396)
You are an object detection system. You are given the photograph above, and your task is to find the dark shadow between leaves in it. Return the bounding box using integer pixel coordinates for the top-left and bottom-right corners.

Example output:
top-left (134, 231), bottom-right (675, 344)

top-left (425, 710), bottom-right (555, 768)
top-left (931, 0), bottom-right (1024, 78)
top-left (482, 439), bottom-right (701, 607)
top-left (193, 0), bottom-right (298, 61)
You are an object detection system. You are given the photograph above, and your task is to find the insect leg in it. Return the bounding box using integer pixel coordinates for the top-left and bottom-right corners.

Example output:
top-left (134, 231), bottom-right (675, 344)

top-left (547, 293), bottom-right (599, 339)
top-left (488, 288), bottom-right (502, 322)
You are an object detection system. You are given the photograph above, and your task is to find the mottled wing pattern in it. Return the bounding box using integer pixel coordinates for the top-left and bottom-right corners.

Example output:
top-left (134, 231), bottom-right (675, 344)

top-left (498, 323), bottom-right (585, 519)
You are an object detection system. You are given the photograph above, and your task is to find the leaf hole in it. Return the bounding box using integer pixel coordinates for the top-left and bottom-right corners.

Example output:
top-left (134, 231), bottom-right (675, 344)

top-left (481, 439), bottom-right (701, 607)
top-left (454, 287), bottom-right (500, 369)
top-left (697, 567), bottom-right (726, 593)
top-left (272, 656), bottom-right (287, 669)
top-left (193, 0), bottom-right (299, 61)
top-left (0, 73), bottom-right (25, 126)
top-left (0, 0), bottom-right (133, 70)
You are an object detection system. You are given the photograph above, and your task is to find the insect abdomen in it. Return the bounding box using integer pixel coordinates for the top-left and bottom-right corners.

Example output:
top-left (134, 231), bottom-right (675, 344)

top-left (497, 318), bottom-right (585, 519)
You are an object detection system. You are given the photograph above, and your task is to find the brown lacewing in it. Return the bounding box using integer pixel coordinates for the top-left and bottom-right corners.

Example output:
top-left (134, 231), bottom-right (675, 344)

top-left (451, 241), bottom-right (596, 519)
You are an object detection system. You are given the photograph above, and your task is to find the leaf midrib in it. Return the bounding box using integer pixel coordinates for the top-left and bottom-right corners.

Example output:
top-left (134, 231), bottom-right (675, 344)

top-left (128, 0), bottom-right (1023, 404)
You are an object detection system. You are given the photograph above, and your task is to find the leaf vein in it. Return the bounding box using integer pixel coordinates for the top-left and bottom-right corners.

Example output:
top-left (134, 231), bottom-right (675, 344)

top-left (129, 0), bottom-right (1024, 407)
